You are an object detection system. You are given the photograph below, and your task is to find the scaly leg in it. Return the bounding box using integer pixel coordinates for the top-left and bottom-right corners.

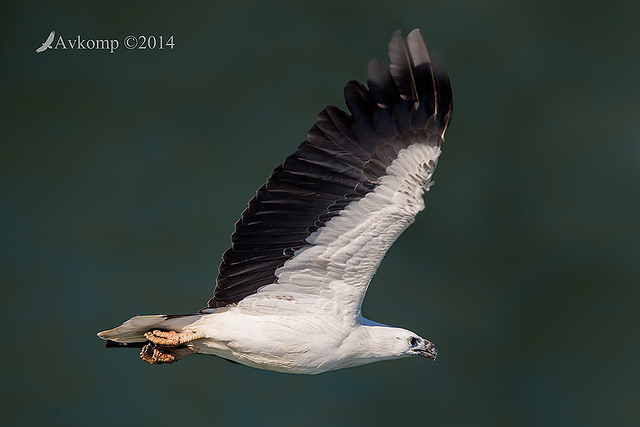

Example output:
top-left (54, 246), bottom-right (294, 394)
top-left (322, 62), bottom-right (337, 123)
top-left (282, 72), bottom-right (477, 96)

top-left (143, 329), bottom-right (205, 347)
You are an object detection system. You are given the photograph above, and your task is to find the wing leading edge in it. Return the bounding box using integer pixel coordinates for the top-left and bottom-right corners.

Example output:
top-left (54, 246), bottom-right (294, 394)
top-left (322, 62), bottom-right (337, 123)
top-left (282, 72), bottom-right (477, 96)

top-left (206, 29), bottom-right (453, 309)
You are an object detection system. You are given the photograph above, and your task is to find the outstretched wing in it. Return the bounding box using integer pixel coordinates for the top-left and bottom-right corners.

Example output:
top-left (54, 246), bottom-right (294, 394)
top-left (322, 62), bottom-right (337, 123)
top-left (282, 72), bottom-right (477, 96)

top-left (205, 29), bottom-right (453, 316)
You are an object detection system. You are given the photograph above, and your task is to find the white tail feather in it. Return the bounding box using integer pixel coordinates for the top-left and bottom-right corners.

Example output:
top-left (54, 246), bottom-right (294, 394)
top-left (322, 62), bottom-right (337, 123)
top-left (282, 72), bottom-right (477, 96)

top-left (97, 314), bottom-right (204, 343)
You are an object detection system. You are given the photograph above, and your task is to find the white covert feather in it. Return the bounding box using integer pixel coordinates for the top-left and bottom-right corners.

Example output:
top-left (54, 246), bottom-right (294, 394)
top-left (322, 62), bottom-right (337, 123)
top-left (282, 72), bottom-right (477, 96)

top-left (241, 143), bottom-right (441, 318)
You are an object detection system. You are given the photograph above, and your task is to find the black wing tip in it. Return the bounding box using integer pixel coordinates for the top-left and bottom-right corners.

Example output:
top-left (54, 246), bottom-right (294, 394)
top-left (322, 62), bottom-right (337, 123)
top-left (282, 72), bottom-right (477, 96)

top-left (383, 28), bottom-right (453, 135)
top-left (430, 50), bottom-right (454, 133)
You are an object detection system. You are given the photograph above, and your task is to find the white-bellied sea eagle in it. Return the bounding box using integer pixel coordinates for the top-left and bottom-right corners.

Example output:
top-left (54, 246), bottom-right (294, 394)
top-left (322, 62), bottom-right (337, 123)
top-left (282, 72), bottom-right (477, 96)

top-left (98, 29), bottom-right (453, 374)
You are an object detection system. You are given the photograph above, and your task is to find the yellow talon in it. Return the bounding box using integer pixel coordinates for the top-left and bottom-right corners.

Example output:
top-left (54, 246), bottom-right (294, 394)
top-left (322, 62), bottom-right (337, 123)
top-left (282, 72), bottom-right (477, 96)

top-left (140, 343), bottom-right (197, 365)
top-left (144, 329), bottom-right (205, 347)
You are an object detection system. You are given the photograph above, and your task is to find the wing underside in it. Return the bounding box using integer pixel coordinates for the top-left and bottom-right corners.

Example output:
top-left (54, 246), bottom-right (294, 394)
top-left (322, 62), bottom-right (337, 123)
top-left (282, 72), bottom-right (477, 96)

top-left (205, 29), bottom-right (453, 310)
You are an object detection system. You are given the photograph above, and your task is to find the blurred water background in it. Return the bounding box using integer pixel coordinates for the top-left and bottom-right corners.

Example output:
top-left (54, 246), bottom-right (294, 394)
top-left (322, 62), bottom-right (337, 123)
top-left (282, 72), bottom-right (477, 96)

top-left (1, 1), bottom-right (639, 425)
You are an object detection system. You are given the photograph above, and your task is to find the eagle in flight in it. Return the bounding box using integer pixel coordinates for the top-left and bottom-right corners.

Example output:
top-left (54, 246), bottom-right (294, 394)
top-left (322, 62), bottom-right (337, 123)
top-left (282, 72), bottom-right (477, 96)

top-left (99, 29), bottom-right (453, 374)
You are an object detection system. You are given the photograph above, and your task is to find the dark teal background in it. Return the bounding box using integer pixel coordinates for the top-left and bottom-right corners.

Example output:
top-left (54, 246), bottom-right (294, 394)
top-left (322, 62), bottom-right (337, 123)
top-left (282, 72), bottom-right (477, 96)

top-left (2, 1), bottom-right (639, 425)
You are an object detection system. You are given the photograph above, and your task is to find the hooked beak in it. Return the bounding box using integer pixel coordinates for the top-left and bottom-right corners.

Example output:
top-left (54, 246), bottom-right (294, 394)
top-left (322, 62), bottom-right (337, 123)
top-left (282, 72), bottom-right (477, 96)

top-left (421, 340), bottom-right (438, 361)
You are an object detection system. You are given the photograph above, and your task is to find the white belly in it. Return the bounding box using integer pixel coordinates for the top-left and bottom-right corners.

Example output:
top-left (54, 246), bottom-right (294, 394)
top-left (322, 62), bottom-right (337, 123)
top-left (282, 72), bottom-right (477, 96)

top-left (187, 308), bottom-right (360, 374)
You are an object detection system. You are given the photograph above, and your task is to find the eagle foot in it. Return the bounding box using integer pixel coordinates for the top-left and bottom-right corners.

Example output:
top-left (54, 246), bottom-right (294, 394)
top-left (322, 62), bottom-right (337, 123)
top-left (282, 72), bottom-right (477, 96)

top-left (140, 343), bottom-right (196, 365)
top-left (143, 329), bottom-right (205, 347)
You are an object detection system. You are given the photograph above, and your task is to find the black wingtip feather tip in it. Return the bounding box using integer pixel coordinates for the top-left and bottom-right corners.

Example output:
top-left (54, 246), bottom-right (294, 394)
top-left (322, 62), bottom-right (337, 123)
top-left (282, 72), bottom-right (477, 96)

top-left (406, 29), bottom-right (430, 67)
top-left (429, 50), bottom-right (453, 131)
top-left (401, 29), bottom-right (453, 133)
top-left (388, 30), bottom-right (417, 101)
top-left (390, 29), bottom-right (404, 46)
top-left (367, 59), bottom-right (401, 109)
top-left (344, 80), bottom-right (377, 120)
top-left (407, 28), bottom-right (422, 39)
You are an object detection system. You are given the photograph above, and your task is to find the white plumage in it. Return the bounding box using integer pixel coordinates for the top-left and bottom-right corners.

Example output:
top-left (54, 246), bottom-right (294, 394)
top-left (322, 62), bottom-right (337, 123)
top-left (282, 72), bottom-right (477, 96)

top-left (98, 29), bottom-right (452, 374)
